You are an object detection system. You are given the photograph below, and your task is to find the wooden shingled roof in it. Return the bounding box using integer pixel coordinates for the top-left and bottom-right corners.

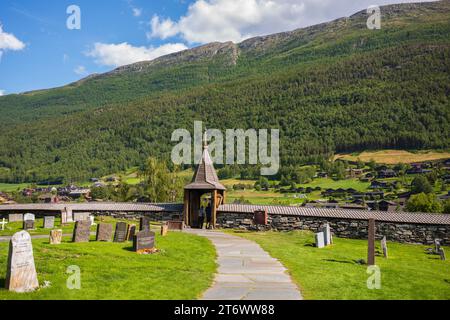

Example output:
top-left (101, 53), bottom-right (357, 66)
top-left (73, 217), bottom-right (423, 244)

top-left (184, 146), bottom-right (226, 190)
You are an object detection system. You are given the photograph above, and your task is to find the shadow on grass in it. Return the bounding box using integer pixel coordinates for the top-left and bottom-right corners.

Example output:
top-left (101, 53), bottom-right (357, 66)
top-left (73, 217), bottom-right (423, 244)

top-left (304, 243), bottom-right (315, 247)
top-left (323, 259), bottom-right (356, 265)
top-left (0, 278), bottom-right (5, 288)
top-left (123, 246), bottom-right (135, 252)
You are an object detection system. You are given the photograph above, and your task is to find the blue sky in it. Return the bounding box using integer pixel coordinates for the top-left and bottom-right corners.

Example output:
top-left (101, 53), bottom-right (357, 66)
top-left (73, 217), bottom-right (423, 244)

top-left (0, 0), bottom-right (432, 95)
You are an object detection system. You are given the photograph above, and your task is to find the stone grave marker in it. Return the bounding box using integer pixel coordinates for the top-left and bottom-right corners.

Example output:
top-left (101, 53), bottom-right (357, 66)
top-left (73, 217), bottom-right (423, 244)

top-left (73, 220), bottom-right (91, 243)
top-left (133, 229), bottom-right (155, 253)
top-left (323, 223), bottom-right (332, 246)
top-left (23, 214), bottom-right (36, 231)
top-left (6, 231), bottom-right (39, 292)
top-left (367, 218), bottom-right (376, 266)
top-left (315, 232), bottom-right (325, 248)
top-left (381, 236), bottom-right (388, 258)
top-left (0, 218), bottom-right (8, 231)
top-left (434, 239), bottom-right (441, 254)
top-left (49, 229), bottom-right (63, 245)
top-left (96, 223), bottom-right (113, 242)
top-left (89, 216), bottom-right (97, 226)
top-left (73, 212), bottom-right (90, 222)
top-left (43, 216), bottom-right (55, 229)
top-left (140, 216), bottom-right (151, 231)
top-left (8, 214), bottom-right (23, 222)
top-left (439, 248), bottom-right (446, 261)
top-left (114, 222), bottom-right (128, 242)
top-left (127, 224), bottom-right (137, 241)
top-left (161, 224), bottom-right (168, 236)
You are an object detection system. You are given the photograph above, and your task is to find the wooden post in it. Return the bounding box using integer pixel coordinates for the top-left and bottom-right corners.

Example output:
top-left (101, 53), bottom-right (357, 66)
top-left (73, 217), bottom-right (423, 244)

top-left (212, 190), bottom-right (217, 228)
top-left (368, 218), bottom-right (376, 266)
top-left (183, 190), bottom-right (189, 226)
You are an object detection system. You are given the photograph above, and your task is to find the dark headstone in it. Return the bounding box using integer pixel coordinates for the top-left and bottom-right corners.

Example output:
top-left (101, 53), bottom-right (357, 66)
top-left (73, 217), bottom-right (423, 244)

top-left (140, 216), bottom-right (151, 231)
top-left (23, 220), bottom-right (35, 231)
top-left (133, 229), bottom-right (155, 252)
top-left (73, 220), bottom-right (91, 243)
top-left (254, 210), bottom-right (268, 225)
top-left (114, 222), bottom-right (128, 242)
top-left (381, 236), bottom-right (388, 258)
top-left (96, 223), bottom-right (113, 242)
top-left (6, 231), bottom-right (39, 292)
top-left (127, 224), bottom-right (136, 241)
top-left (43, 216), bottom-right (55, 229)
top-left (367, 218), bottom-right (376, 266)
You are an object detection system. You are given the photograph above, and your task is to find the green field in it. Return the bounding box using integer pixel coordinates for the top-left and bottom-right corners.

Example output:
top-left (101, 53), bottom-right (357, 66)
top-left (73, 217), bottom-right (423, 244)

top-left (231, 230), bottom-right (450, 300)
top-left (0, 232), bottom-right (216, 300)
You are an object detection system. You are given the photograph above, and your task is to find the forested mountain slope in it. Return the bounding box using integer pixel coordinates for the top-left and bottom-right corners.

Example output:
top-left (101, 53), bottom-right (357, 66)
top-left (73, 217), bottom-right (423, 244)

top-left (0, 1), bottom-right (449, 183)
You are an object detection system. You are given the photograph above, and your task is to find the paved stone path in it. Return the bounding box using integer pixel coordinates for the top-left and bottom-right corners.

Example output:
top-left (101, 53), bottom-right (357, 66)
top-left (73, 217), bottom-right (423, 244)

top-left (186, 229), bottom-right (302, 300)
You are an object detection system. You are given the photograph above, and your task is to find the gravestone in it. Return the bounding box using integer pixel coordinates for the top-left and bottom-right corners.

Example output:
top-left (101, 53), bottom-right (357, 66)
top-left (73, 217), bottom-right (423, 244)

top-left (114, 222), bottom-right (128, 242)
top-left (49, 229), bottom-right (63, 245)
top-left (73, 220), bottom-right (91, 243)
top-left (73, 212), bottom-right (90, 222)
top-left (167, 221), bottom-right (184, 231)
top-left (43, 216), bottom-right (55, 229)
top-left (24, 213), bottom-right (35, 222)
top-left (434, 239), bottom-right (441, 254)
top-left (367, 218), bottom-right (376, 266)
top-left (161, 224), bottom-right (168, 236)
top-left (381, 236), bottom-right (388, 258)
top-left (323, 223), bottom-right (332, 246)
top-left (439, 248), bottom-right (446, 261)
top-left (127, 224), bottom-right (136, 241)
top-left (140, 216), bottom-right (151, 231)
top-left (8, 214), bottom-right (23, 222)
top-left (315, 232), bottom-right (325, 248)
top-left (133, 229), bottom-right (155, 253)
top-left (6, 231), bottom-right (39, 292)
top-left (96, 223), bottom-right (113, 242)
top-left (23, 213), bottom-right (35, 230)
top-left (89, 216), bottom-right (97, 226)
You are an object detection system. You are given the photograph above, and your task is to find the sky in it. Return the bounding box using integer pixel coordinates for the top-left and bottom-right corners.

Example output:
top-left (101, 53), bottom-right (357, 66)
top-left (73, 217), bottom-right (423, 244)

top-left (0, 0), bottom-right (435, 95)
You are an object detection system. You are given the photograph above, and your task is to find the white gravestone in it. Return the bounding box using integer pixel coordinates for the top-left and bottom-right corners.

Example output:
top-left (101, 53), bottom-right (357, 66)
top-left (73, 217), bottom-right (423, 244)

top-left (323, 223), bottom-right (332, 246)
top-left (315, 232), bottom-right (325, 248)
top-left (381, 236), bottom-right (388, 258)
top-left (24, 213), bottom-right (35, 221)
top-left (6, 231), bottom-right (39, 292)
top-left (90, 216), bottom-right (96, 226)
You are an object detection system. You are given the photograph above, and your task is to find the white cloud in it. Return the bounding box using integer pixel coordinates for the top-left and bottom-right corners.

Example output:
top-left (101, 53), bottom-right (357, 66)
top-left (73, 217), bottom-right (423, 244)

top-left (0, 23), bottom-right (25, 57)
top-left (149, 0), bottom-right (434, 44)
top-left (0, 90), bottom-right (5, 96)
top-left (86, 42), bottom-right (188, 67)
top-left (132, 7), bottom-right (143, 17)
top-left (74, 65), bottom-right (87, 75)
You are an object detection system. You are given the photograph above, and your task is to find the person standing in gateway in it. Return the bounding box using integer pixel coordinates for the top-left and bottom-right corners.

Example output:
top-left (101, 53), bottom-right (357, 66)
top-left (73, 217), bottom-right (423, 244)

top-left (206, 202), bottom-right (212, 229)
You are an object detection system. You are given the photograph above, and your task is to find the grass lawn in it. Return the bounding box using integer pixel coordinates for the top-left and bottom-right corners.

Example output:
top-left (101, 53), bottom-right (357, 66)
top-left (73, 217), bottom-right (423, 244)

top-left (0, 231), bottom-right (216, 300)
top-left (231, 230), bottom-right (450, 300)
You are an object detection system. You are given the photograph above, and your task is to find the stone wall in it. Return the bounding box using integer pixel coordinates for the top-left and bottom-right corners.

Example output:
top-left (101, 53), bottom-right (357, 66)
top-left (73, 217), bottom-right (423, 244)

top-left (216, 212), bottom-right (450, 245)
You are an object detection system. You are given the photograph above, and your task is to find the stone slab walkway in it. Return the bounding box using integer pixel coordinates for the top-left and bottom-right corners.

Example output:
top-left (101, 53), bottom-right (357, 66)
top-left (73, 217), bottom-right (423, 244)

top-left (185, 229), bottom-right (302, 300)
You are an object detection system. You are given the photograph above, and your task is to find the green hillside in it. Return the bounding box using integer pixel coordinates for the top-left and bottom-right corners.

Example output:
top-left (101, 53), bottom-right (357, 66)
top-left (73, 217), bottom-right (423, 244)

top-left (0, 1), bottom-right (449, 183)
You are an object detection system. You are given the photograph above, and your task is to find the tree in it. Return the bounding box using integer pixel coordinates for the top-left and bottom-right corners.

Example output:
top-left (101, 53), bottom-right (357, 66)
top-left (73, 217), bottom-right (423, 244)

top-left (406, 193), bottom-right (442, 213)
top-left (139, 157), bottom-right (182, 202)
top-left (411, 175), bottom-right (433, 194)
top-left (443, 199), bottom-right (450, 214)
top-left (368, 159), bottom-right (377, 172)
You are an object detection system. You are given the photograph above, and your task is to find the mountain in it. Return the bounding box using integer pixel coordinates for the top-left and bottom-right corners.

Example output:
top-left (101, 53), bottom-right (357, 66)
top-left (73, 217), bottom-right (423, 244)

top-left (0, 1), bottom-right (449, 183)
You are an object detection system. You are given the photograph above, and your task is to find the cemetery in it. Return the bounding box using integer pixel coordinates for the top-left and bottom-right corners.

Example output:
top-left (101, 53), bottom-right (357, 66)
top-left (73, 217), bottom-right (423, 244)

top-left (0, 145), bottom-right (448, 300)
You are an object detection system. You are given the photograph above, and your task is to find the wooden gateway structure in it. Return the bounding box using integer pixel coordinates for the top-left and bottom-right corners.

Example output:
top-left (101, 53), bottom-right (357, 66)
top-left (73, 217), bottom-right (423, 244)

top-left (183, 144), bottom-right (226, 228)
